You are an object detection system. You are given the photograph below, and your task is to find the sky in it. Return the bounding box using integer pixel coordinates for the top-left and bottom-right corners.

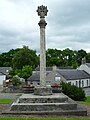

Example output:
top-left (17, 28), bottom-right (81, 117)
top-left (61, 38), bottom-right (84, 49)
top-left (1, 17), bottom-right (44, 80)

top-left (0, 0), bottom-right (90, 54)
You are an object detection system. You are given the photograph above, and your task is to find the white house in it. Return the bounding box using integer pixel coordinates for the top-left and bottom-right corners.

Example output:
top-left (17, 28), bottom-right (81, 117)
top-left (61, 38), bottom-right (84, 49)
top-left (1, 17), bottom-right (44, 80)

top-left (78, 63), bottom-right (90, 75)
top-left (27, 68), bottom-right (90, 88)
top-left (0, 72), bottom-right (6, 85)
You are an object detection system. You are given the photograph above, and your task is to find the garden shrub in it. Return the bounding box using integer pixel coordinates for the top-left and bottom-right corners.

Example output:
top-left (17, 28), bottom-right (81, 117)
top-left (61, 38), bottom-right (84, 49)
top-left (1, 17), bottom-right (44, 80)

top-left (61, 82), bottom-right (86, 101)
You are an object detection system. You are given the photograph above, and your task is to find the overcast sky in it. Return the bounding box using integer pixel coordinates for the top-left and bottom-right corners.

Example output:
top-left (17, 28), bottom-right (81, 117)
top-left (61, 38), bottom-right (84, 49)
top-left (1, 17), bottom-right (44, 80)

top-left (0, 0), bottom-right (90, 54)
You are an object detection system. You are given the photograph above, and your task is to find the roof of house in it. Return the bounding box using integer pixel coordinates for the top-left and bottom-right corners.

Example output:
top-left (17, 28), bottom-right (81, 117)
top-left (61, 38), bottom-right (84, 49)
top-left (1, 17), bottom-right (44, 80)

top-left (28, 69), bottom-right (90, 81)
top-left (57, 69), bottom-right (90, 80)
top-left (34, 67), bottom-right (52, 71)
top-left (85, 63), bottom-right (90, 68)
top-left (34, 66), bottom-right (73, 71)
top-left (0, 72), bottom-right (5, 75)
top-left (27, 72), bottom-right (50, 81)
top-left (0, 67), bottom-right (12, 75)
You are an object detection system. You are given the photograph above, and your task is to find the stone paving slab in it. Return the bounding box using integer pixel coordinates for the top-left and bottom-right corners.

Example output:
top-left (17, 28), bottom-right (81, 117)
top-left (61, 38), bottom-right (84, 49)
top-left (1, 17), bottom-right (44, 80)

top-left (20, 93), bottom-right (66, 98)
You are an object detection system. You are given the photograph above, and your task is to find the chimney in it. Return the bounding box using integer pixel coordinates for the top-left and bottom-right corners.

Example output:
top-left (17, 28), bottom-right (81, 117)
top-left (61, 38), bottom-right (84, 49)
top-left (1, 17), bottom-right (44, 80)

top-left (52, 65), bottom-right (57, 71)
top-left (81, 57), bottom-right (86, 64)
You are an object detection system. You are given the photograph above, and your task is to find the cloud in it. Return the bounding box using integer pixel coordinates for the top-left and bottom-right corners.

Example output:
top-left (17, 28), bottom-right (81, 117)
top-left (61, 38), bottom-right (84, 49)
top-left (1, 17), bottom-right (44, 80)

top-left (0, 0), bottom-right (90, 54)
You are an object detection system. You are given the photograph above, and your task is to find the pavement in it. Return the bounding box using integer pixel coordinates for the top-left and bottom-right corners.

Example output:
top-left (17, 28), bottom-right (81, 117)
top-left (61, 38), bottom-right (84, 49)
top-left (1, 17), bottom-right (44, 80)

top-left (0, 93), bottom-right (22, 99)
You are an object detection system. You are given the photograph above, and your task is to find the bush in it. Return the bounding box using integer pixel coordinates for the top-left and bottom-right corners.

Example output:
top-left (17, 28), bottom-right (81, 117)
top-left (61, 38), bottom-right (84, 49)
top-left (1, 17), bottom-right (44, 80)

top-left (61, 82), bottom-right (86, 101)
top-left (12, 76), bottom-right (22, 86)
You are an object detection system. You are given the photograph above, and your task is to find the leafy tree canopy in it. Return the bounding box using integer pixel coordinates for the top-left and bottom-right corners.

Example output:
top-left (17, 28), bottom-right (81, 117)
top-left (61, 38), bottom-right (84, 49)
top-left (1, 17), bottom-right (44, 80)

top-left (0, 47), bottom-right (90, 69)
top-left (12, 46), bottom-right (39, 69)
top-left (9, 65), bottom-right (32, 79)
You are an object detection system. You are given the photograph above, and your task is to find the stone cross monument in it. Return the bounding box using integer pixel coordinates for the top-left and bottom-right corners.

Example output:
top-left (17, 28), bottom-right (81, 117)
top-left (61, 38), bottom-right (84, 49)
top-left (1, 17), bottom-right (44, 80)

top-left (34, 5), bottom-right (52, 95)
top-left (37, 5), bottom-right (48, 87)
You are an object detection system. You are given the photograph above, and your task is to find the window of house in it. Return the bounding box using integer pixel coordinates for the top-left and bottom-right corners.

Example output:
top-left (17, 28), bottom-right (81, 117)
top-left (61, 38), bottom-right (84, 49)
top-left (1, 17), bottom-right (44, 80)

top-left (82, 80), bottom-right (84, 87)
top-left (76, 81), bottom-right (78, 86)
top-left (68, 82), bottom-right (71, 84)
top-left (46, 81), bottom-right (51, 86)
top-left (87, 80), bottom-right (88, 86)
top-left (55, 77), bottom-right (61, 81)
top-left (37, 83), bottom-right (40, 85)
top-left (79, 80), bottom-right (81, 88)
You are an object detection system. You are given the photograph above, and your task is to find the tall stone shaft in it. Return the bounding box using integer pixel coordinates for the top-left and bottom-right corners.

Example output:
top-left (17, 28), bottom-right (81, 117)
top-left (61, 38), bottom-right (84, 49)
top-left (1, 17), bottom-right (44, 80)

top-left (37, 5), bottom-right (48, 87)
top-left (39, 20), bottom-right (47, 86)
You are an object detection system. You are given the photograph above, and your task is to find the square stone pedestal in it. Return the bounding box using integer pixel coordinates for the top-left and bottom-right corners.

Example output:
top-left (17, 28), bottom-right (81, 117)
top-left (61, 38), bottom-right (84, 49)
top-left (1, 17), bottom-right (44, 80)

top-left (34, 87), bottom-right (52, 96)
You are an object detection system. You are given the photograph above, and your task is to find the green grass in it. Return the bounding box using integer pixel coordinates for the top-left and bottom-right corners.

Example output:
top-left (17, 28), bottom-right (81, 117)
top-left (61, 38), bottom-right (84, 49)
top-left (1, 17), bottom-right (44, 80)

top-left (79, 96), bottom-right (90, 106)
top-left (0, 118), bottom-right (90, 120)
top-left (0, 99), bottom-right (14, 104)
top-left (86, 96), bottom-right (90, 102)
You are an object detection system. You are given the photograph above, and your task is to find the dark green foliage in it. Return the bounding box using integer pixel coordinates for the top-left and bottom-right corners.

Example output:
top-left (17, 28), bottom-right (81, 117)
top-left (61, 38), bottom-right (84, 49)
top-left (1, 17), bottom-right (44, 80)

top-left (9, 65), bottom-right (32, 79)
top-left (46, 48), bottom-right (79, 68)
top-left (0, 47), bottom-right (90, 69)
top-left (0, 48), bottom-right (21, 67)
top-left (61, 82), bottom-right (86, 101)
top-left (12, 46), bottom-right (39, 69)
top-left (77, 49), bottom-right (87, 66)
top-left (12, 76), bottom-right (22, 86)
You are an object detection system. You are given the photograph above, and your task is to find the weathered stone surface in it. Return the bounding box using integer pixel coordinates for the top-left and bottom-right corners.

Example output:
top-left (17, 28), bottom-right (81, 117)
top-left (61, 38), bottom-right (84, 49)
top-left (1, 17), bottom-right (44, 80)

top-left (34, 87), bottom-right (52, 96)
top-left (10, 93), bottom-right (77, 111)
top-left (18, 93), bottom-right (68, 103)
top-left (8, 93), bottom-right (87, 116)
top-left (10, 103), bottom-right (77, 111)
top-left (37, 5), bottom-right (48, 18)
top-left (37, 5), bottom-right (48, 87)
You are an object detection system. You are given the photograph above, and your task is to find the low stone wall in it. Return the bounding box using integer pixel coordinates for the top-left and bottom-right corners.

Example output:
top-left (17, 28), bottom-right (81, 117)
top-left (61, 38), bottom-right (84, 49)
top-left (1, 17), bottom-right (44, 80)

top-left (3, 86), bottom-right (23, 93)
top-left (51, 86), bottom-right (62, 93)
top-left (23, 86), bottom-right (62, 94)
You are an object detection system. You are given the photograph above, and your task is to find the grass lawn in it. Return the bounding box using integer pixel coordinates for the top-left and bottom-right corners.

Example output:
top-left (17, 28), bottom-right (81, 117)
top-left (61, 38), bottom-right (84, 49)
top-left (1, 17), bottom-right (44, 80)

top-left (78, 96), bottom-right (90, 106)
top-left (0, 117), bottom-right (90, 120)
top-left (0, 118), bottom-right (90, 120)
top-left (0, 99), bottom-right (14, 104)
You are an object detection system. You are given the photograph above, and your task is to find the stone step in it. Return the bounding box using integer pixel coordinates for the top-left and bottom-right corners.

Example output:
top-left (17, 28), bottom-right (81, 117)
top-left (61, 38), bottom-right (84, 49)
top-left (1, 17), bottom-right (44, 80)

top-left (2, 108), bottom-right (87, 116)
top-left (18, 97), bottom-right (68, 103)
top-left (18, 93), bottom-right (68, 103)
top-left (10, 102), bottom-right (77, 111)
top-left (7, 93), bottom-right (87, 116)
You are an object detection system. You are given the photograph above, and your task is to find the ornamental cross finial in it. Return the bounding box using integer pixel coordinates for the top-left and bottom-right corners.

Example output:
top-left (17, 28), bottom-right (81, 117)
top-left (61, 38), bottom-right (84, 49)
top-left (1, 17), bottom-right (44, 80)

top-left (37, 5), bottom-right (48, 18)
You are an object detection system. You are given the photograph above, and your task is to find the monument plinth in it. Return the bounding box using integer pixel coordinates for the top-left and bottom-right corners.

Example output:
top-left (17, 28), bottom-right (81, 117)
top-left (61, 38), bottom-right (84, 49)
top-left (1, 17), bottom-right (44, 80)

top-left (34, 5), bottom-right (52, 95)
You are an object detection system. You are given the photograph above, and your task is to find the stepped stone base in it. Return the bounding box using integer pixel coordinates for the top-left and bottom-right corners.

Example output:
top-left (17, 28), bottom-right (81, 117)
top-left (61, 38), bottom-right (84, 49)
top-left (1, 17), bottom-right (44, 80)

top-left (2, 93), bottom-right (87, 116)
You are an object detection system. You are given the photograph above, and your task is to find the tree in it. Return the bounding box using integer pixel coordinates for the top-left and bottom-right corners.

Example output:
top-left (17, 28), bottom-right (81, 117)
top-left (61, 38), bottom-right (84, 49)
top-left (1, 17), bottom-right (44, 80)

top-left (9, 65), bottom-right (32, 79)
top-left (77, 49), bottom-right (87, 66)
top-left (87, 53), bottom-right (90, 63)
top-left (12, 46), bottom-right (39, 69)
top-left (12, 76), bottom-right (22, 86)
top-left (0, 48), bottom-right (21, 67)
top-left (46, 48), bottom-right (78, 68)
top-left (46, 49), bottom-right (63, 66)
top-left (18, 65), bottom-right (32, 79)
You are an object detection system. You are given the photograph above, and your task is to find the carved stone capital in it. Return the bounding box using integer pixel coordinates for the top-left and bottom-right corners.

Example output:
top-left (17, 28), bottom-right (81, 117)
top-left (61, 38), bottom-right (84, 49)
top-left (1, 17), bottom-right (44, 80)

top-left (37, 5), bottom-right (48, 18)
top-left (38, 19), bottom-right (47, 28)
